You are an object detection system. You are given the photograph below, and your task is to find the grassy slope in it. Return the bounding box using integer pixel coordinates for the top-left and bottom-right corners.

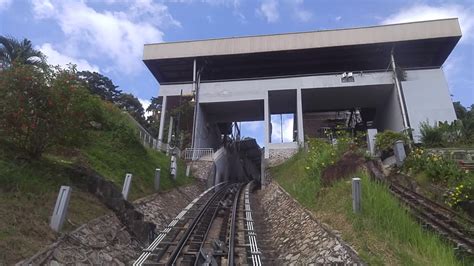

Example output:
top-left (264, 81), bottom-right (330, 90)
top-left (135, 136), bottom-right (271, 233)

top-left (272, 151), bottom-right (464, 265)
top-left (0, 109), bottom-right (192, 263)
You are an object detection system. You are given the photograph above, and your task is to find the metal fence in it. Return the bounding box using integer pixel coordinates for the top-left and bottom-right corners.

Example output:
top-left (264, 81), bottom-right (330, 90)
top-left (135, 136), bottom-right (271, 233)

top-left (184, 148), bottom-right (214, 161)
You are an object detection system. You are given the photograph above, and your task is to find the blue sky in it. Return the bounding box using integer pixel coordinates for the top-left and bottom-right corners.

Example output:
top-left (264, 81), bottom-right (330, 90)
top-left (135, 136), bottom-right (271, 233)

top-left (1, 0), bottom-right (473, 145)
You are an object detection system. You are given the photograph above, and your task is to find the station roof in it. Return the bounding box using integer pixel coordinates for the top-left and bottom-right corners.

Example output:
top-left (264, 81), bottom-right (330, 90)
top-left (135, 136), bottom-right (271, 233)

top-left (143, 18), bottom-right (461, 84)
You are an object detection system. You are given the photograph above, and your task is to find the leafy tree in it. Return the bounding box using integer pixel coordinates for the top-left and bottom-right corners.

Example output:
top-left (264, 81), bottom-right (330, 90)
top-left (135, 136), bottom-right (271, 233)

top-left (146, 97), bottom-right (162, 136)
top-left (115, 93), bottom-right (146, 126)
top-left (0, 36), bottom-right (46, 69)
top-left (453, 101), bottom-right (467, 120)
top-left (77, 71), bottom-right (122, 102)
top-left (0, 64), bottom-right (102, 159)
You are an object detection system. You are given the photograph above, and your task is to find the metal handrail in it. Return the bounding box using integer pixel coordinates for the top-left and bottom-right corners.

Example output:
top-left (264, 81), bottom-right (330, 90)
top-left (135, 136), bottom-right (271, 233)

top-left (184, 148), bottom-right (214, 161)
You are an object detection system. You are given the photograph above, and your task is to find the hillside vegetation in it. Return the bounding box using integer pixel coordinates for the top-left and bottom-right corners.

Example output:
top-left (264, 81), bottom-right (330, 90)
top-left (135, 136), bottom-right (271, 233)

top-left (271, 138), bottom-right (466, 265)
top-left (0, 64), bottom-right (191, 264)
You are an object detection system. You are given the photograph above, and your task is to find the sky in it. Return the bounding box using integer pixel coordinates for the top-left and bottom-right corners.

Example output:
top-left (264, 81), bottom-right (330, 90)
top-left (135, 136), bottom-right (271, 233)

top-left (1, 0), bottom-right (473, 146)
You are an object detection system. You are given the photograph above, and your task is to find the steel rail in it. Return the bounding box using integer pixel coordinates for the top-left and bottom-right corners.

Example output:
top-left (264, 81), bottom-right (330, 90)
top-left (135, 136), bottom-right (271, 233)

top-left (390, 182), bottom-right (474, 255)
top-left (167, 183), bottom-right (234, 265)
top-left (133, 182), bottom-right (226, 266)
top-left (193, 184), bottom-right (243, 266)
top-left (244, 183), bottom-right (262, 266)
top-left (228, 183), bottom-right (246, 266)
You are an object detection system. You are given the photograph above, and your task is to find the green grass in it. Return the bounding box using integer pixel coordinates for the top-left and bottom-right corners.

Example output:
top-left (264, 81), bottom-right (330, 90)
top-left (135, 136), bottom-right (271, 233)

top-left (272, 150), bottom-right (465, 265)
top-left (0, 106), bottom-right (193, 264)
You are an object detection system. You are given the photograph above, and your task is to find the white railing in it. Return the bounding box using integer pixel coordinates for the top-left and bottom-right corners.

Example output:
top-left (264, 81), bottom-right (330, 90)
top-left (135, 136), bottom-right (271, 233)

top-left (184, 148), bottom-right (214, 161)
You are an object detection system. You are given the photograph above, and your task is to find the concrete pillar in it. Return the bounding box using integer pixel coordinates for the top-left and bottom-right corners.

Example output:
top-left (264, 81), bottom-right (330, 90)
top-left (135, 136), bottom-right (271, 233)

top-left (167, 116), bottom-right (174, 155)
top-left (394, 140), bottom-right (406, 167)
top-left (170, 156), bottom-right (177, 180)
top-left (296, 88), bottom-right (304, 146)
top-left (367, 129), bottom-right (378, 156)
top-left (352, 177), bottom-right (361, 213)
top-left (186, 165), bottom-right (191, 177)
top-left (122, 173), bottom-right (132, 200)
top-left (157, 96), bottom-right (167, 150)
top-left (154, 169), bottom-right (161, 191)
top-left (50, 186), bottom-right (72, 232)
top-left (264, 92), bottom-right (270, 159)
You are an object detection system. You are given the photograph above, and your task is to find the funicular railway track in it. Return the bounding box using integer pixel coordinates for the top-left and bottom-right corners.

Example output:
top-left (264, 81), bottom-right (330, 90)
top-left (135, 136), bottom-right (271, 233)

top-left (389, 182), bottom-right (474, 256)
top-left (134, 181), bottom-right (262, 265)
top-left (367, 162), bottom-right (474, 256)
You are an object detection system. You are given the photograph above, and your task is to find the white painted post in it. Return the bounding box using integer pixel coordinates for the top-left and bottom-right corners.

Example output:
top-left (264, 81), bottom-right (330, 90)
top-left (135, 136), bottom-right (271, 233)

top-left (154, 168), bottom-right (161, 191)
top-left (367, 129), bottom-right (378, 156)
top-left (170, 156), bottom-right (177, 180)
top-left (393, 140), bottom-right (406, 167)
top-left (122, 173), bottom-right (133, 200)
top-left (352, 177), bottom-right (361, 213)
top-left (186, 165), bottom-right (191, 177)
top-left (50, 186), bottom-right (72, 232)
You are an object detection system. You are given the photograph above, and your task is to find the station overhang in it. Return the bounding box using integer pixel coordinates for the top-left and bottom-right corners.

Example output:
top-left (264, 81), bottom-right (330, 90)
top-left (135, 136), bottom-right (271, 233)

top-left (143, 19), bottom-right (461, 84)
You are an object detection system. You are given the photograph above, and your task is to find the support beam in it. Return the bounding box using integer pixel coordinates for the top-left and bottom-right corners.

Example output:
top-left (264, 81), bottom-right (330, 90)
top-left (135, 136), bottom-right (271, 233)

top-left (167, 116), bottom-right (174, 154)
top-left (391, 51), bottom-right (409, 131)
top-left (296, 88), bottom-right (304, 146)
top-left (158, 96), bottom-right (167, 149)
top-left (264, 92), bottom-right (270, 159)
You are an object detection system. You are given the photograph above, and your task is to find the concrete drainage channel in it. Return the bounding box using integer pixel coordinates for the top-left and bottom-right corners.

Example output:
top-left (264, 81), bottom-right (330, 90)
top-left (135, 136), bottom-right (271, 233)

top-left (21, 179), bottom-right (361, 265)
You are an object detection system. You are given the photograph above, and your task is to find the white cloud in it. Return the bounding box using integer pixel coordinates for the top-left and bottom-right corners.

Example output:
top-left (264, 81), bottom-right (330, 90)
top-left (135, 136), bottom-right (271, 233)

top-left (382, 4), bottom-right (474, 40)
top-left (257, 0), bottom-right (279, 23)
top-left (139, 98), bottom-right (153, 117)
top-left (271, 115), bottom-right (294, 143)
top-left (38, 43), bottom-right (100, 72)
top-left (335, 16), bottom-right (342, 21)
top-left (0, 0), bottom-right (12, 11)
top-left (294, 8), bottom-right (312, 22)
top-left (31, 0), bottom-right (179, 75)
top-left (289, 0), bottom-right (312, 22)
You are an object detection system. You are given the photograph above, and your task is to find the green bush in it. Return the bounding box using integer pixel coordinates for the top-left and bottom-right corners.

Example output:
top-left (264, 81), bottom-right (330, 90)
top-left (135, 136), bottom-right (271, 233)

top-left (420, 120), bottom-right (466, 147)
top-left (404, 147), bottom-right (473, 206)
top-left (0, 64), bottom-right (102, 158)
top-left (375, 130), bottom-right (409, 153)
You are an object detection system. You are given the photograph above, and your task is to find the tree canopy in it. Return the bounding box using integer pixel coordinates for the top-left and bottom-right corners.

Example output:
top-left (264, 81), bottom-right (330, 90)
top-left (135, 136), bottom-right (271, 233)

top-left (0, 36), bottom-right (46, 69)
top-left (77, 71), bottom-right (122, 102)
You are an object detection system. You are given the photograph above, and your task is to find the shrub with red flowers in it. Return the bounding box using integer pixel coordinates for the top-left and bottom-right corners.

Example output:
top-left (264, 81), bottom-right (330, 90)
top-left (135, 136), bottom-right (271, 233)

top-left (0, 63), bottom-right (103, 159)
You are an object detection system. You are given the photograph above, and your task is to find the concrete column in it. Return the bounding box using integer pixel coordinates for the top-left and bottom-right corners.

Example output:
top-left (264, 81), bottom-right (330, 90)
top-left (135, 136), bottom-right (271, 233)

top-left (394, 140), bottom-right (406, 167)
top-left (157, 96), bottom-right (167, 150)
top-left (170, 156), bottom-right (177, 180)
top-left (154, 168), bottom-right (161, 191)
top-left (352, 177), bottom-right (361, 213)
top-left (50, 186), bottom-right (71, 232)
top-left (296, 88), bottom-right (304, 146)
top-left (186, 165), bottom-right (191, 177)
top-left (122, 173), bottom-right (132, 200)
top-left (264, 92), bottom-right (270, 159)
top-left (167, 116), bottom-right (174, 154)
top-left (367, 129), bottom-right (378, 156)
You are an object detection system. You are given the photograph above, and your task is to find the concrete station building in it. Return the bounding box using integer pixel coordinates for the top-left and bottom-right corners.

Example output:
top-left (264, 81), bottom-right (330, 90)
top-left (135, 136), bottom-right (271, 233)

top-left (143, 19), bottom-right (460, 160)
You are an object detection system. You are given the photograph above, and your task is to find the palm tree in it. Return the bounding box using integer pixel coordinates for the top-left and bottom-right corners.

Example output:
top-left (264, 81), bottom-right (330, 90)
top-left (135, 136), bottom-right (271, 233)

top-left (0, 36), bottom-right (46, 69)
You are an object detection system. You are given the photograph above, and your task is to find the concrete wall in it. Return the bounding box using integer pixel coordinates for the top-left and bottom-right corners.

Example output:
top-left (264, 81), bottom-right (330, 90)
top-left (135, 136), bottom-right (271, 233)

top-left (211, 147), bottom-right (260, 186)
top-left (159, 72), bottom-right (393, 100)
top-left (267, 142), bottom-right (299, 167)
top-left (375, 85), bottom-right (405, 132)
top-left (402, 69), bottom-right (456, 142)
top-left (194, 104), bottom-right (222, 150)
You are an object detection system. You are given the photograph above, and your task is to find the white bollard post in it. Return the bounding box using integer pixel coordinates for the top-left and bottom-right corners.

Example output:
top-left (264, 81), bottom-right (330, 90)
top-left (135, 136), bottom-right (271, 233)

top-left (154, 168), bottom-right (161, 191)
top-left (367, 128), bottom-right (378, 156)
top-left (186, 165), bottom-right (191, 177)
top-left (170, 156), bottom-right (177, 180)
top-left (122, 173), bottom-right (133, 200)
top-left (352, 177), bottom-right (361, 213)
top-left (50, 186), bottom-right (72, 232)
top-left (393, 140), bottom-right (406, 167)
